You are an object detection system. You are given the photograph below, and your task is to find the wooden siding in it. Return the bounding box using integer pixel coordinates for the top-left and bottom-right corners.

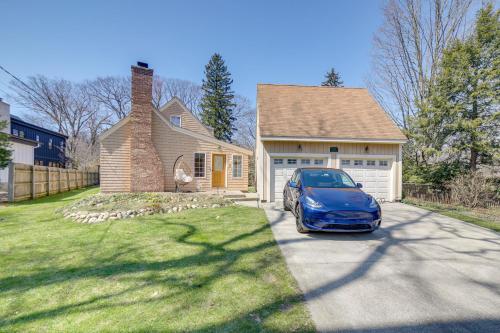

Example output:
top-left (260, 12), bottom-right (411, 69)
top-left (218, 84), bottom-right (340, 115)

top-left (100, 121), bottom-right (131, 192)
top-left (152, 112), bottom-right (248, 192)
top-left (260, 141), bottom-right (402, 201)
top-left (161, 100), bottom-right (213, 136)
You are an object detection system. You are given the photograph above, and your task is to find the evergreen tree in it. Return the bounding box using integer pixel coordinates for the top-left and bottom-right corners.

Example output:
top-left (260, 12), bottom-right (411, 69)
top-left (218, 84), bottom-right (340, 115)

top-left (321, 68), bottom-right (344, 87)
top-left (0, 120), bottom-right (12, 168)
top-left (418, 3), bottom-right (499, 171)
top-left (200, 53), bottom-right (236, 142)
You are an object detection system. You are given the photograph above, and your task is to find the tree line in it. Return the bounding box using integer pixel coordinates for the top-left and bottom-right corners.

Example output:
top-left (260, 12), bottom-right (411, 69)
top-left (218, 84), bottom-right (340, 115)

top-left (3, 54), bottom-right (255, 169)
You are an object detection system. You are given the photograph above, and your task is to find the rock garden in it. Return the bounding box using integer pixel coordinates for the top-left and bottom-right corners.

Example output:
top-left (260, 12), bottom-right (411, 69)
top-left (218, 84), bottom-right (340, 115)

top-left (58, 192), bottom-right (234, 224)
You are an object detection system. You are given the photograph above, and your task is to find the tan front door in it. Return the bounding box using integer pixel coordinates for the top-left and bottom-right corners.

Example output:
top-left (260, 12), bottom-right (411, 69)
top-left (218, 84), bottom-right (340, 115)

top-left (212, 154), bottom-right (226, 187)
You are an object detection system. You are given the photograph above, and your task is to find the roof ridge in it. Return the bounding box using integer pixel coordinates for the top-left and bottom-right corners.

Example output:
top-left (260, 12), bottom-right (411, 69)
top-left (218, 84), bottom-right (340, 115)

top-left (257, 83), bottom-right (367, 90)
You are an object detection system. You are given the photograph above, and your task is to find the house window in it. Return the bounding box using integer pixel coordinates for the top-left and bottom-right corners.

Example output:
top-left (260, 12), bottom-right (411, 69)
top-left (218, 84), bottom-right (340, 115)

top-left (48, 138), bottom-right (53, 150)
top-left (341, 160), bottom-right (350, 166)
top-left (367, 160), bottom-right (376, 166)
top-left (19, 131), bottom-right (25, 138)
top-left (287, 159), bottom-right (297, 165)
top-left (170, 115), bottom-right (181, 127)
top-left (232, 155), bottom-right (242, 178)
top-left (12, 129), bottom-right (18, 136)
top-left (314, 159), bottom-right (324, 165)
top-left (354, 160), bottom-right (363, 166)
top-left (194, 153), bottom-right (205, 177)
top-left (273, 159), bottom-right (283, 165)
top-left (36, 135), bottom-right (40, 142)
top-left (379, 160), bottom-right (389, 167)
top-left (301, 159), bottom-right (310, 165)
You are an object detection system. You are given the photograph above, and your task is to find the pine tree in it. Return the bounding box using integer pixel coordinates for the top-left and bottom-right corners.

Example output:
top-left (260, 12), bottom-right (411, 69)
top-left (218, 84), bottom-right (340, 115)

top-left (421, 3), bottom-right (499, 171)
top-left (200, 53), bottom-right (236, 142)
top-left (0, 120), bottom-right (12, 168)
top-left (321, 68), bottom-right (344, 87)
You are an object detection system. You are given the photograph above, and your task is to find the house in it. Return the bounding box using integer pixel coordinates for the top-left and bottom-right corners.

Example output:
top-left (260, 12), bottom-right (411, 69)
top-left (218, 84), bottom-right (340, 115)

top-left (99, 62), bottom-right (252, 193)
top-left (255, 84), bottom-right (407, 202)
top-left (0, 98), bottom-right (38, 191)
top-left (10, 115), bottom-right (67, 167)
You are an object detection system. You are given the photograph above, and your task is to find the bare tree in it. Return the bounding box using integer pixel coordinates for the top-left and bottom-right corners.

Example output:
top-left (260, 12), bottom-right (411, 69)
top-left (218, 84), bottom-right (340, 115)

top-left (85, 76), bottom-right (131, 120)
top-left (232, 95), bottom-right (256, 149)
top-left (152, 76), bottom-right (203, 116)
top-left (367, 0), bottom-right (472, 130)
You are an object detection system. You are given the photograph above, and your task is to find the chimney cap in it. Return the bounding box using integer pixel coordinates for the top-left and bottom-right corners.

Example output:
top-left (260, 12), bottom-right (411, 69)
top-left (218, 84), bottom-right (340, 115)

top-left (137, 61), bottom-right (149, 69)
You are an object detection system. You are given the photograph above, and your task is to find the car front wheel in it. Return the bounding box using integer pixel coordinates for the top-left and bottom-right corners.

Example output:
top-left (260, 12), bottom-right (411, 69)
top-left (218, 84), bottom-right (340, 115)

top-left (295, 204), bottom-right (308, 234)
top-left (283, 192), bottom-right (291, 211)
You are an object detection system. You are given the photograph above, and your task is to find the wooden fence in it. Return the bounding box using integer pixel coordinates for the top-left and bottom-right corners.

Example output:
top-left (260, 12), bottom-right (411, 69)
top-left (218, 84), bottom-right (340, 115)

top-left (402, 183), bottom-right (500, 208)
top-left (7, 163), bottom-right (99, 202)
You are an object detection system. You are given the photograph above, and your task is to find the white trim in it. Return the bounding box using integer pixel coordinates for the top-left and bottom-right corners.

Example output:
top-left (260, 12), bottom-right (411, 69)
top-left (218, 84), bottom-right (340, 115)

top-left (337, 153), bottom-right (396, 202)
top-left (231, 154), bottom-right (243, 178)
top-left (170, 115), bottom-right (182, 128)
top-left (153, 109), bottom-right (252, 155)
top-left (269, 152), bottom-right (331, 158)
top-left (260, 136), bottom-right (407, 144)
top-left (193, 152), bottom-right (206, 178)
top-left (98, 117), bottom-right (131, 141)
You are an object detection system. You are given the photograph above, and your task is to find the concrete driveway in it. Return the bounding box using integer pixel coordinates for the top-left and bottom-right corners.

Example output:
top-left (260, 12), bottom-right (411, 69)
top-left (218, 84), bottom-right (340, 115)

top-left (264, 202), bottom-right (500, 333)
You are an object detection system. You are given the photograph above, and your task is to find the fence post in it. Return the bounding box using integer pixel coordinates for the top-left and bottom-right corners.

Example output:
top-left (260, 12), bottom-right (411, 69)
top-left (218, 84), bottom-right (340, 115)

top-left (47, 167), bottom-right (51, 196)
top-left (7, 162), bottom-right (15, 202)
top-left (31, 165), bottom-right (36, 199)
top-left (58, 169), bottom-right (62, 193)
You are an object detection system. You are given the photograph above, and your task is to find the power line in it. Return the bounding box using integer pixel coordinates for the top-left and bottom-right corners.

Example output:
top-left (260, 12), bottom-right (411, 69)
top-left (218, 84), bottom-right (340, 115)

top-left (0, 64), bottom-right (44, 102)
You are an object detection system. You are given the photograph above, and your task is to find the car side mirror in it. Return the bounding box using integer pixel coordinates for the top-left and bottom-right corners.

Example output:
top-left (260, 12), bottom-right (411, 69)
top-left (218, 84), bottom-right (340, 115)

top-left (356, 183), bottom-right (363, 188)
top-left (289, 180), bottom-right (297, 188)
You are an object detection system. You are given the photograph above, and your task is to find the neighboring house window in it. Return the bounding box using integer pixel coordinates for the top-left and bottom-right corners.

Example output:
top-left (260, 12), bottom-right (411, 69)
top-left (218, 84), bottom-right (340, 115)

top-left (287, 159), bottom-right (297, 165)
top-left (48, 138), bottom-right (53, 150)
top-left (341, 160), bottom-right (350, 166)
top-left (194, 153), bottom-right (205, 177)
top-left (379, 160), bottom-right (388, 167)
top-left (367, 160), bottom-right (376, 166)
top-left (12, 129), bottom-right (18, 136)
top-left (170, 115), bottom-right (182, 127)
top-left (232, 155), bottom-right (242, 178)
top-left (354, 160), bottom-right (363, 166)
top-left (314, 159), bottom-right (324, 165)
top-left (19, 131), bottom-right (25, 138)
top-left (301, 159), bottom-right (310, 165)
top-left (273, 159), bottom-right (283, 165)
top-left (36, 135), bottom-right (40, 142)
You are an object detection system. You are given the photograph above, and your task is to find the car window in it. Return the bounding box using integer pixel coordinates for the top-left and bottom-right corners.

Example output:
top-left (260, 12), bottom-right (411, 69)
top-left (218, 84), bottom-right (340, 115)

top-left (302, 169), bottom-right (356, 188)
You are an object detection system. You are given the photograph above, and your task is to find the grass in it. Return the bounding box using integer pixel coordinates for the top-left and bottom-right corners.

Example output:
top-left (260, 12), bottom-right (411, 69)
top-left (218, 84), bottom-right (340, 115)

top-left (403, 198), bottom-right (500, 232)
top-left (0, 187), bottom-right (314, 333)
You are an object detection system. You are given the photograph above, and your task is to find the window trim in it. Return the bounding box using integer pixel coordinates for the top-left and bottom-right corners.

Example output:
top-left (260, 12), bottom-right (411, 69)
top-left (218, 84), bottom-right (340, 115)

top-left (314, 159), bottom-right (324, 165)
top-left (301, 159), bottom-right (311, 165)
top-left (232, 154), bottom-right (243, 178)
top-left (193, 152), bottom-right (206, 178)
top-left (170, 115), bottom-right (182, 127)
top-left (273, 158), bottom-right (283, 165)
top-left (341, 159), bottom-right (351, 166)
top-left (287, 158), bottom-right (297, 165)
top-left (354, 160), bottom-right (363, 166)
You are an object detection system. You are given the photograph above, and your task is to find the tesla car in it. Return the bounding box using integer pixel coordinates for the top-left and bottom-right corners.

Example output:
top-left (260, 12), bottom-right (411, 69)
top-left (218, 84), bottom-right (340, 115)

top-left (283, 168), bottom-right (381, 233)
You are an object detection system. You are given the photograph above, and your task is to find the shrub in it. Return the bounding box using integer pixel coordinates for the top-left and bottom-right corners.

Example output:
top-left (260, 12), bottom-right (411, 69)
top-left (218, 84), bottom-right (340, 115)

top-left (448, 172), bottom-right (492, 208)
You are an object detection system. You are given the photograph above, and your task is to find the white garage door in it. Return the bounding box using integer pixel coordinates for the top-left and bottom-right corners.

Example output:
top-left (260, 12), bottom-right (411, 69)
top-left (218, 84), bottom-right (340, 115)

top-left (272, 157), bottom-right (328, 201)
top-left (340, 158), bottom-right (392, 201)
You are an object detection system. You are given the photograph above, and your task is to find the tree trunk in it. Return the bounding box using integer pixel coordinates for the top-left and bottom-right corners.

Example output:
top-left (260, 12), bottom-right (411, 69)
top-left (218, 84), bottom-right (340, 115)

top-left (470, 148), bottom-right (478, 171)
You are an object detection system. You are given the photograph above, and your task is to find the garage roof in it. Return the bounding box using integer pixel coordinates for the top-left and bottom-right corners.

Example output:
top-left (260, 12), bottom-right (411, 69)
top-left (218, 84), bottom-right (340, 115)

top-left (257, 84), bottom-right (406, 141)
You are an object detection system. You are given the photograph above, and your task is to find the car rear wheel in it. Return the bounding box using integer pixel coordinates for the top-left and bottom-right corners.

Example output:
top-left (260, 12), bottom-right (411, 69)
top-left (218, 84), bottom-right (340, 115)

top-left (295, 205), bottom-right (308, 234)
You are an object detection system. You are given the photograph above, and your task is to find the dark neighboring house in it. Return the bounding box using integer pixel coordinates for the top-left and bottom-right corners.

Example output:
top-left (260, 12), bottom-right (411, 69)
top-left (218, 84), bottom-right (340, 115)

top-left (10, 115), bottom-right (67, 168)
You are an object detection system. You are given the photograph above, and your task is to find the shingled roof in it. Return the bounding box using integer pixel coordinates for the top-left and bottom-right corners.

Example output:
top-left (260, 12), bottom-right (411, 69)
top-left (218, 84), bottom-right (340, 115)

top-left (257, 84), bottom-right (406, 141)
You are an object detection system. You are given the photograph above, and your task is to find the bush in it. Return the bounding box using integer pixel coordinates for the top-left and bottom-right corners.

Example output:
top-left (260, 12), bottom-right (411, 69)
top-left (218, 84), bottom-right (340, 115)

top-left (448, 172), bottom-right (492, 208)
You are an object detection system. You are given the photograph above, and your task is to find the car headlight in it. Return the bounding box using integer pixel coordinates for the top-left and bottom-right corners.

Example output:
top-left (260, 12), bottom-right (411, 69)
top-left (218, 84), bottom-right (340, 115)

top-left (304, 196), bottom-right (323, 208)
top-left (368, 196), bottom-right (379, 209)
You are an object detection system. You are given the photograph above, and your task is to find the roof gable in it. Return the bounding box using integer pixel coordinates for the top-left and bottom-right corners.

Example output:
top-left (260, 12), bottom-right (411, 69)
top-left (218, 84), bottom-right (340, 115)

top-left (159, 98), bottom-right (214, 137)
top-left (257, 84), bottom-right (406, 141)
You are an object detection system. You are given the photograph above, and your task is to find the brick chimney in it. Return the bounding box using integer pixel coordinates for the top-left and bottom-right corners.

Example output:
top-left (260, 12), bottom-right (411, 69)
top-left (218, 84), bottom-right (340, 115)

top-left (130, 62), bottom-right (165, 192)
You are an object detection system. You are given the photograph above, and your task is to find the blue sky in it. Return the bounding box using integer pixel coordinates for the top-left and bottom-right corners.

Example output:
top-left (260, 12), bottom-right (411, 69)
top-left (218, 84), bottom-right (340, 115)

top-left (0, 0), bottom-right (384, 108)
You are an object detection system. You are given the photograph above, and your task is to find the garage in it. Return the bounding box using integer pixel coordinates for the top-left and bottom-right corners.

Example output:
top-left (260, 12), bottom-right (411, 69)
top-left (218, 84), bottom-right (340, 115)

top-left (271, 157), bottom-right (328, 201)
top-left (340, 158), bottom-right (392, 201)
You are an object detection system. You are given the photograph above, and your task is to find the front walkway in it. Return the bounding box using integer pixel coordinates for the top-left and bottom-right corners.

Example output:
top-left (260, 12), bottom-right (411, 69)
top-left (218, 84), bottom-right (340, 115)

top-left (264, 202), bottom-right (500, 332)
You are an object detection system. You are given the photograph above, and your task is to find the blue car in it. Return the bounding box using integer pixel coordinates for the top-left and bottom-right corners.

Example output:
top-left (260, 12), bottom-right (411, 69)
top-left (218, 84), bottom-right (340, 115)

top-left (283, 168), bottom-right (381, 233)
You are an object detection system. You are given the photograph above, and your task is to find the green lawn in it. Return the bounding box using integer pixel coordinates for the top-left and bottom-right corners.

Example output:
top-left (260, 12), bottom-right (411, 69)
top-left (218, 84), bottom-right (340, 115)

top-left (0, 187), bottom-right (314, 333)
top-left (403, 198), bottom-right (500, 232)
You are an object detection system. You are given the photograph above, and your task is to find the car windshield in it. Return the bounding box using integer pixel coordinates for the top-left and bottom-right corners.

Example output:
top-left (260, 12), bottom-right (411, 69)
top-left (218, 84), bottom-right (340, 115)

top-left (301, 169), bottom-right (356, 188)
